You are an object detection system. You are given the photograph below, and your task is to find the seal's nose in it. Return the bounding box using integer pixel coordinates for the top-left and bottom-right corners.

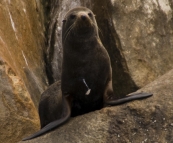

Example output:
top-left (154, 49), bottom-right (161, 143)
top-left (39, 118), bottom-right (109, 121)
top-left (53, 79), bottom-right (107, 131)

top-left (81, 15), bottom-right (86, 20)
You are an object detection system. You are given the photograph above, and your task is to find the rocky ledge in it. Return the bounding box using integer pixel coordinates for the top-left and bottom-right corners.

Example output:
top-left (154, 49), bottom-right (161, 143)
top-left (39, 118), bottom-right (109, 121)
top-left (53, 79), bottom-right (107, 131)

top-left (20, 69), bottom-right (173, 143)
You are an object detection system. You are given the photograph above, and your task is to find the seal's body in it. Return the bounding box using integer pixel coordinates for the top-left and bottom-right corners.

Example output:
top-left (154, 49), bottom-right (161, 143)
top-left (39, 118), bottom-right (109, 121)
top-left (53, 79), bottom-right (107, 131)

top-left (61, 7), bottom-right (113, 116)
top-left (22, 7), bottom-right (152, 141)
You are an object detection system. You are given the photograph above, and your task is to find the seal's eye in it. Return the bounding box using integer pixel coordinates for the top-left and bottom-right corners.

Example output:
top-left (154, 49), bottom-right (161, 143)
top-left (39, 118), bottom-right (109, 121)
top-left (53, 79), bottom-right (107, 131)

top-left (88, 13), bottom-right (92, 17)
top-left (70, 14), bottom-right (76, 19)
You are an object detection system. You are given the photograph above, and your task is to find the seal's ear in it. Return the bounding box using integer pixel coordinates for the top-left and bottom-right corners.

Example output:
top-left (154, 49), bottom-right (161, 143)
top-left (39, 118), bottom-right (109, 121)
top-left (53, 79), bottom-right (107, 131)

top-left (62, 20), bottom-right (66, 23)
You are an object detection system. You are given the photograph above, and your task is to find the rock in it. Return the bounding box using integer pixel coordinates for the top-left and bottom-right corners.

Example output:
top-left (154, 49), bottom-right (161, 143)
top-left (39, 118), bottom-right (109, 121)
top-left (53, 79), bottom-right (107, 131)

top-left (92, 0), bottom-right (173, 97)
top-left (46, 0), bottom-right (173, 98)
top-left (0, 0), bottom-right (48, 107)
top-left (105, 0), bottom-right (173, 92)
top-left (19, 69), bottom-right (173, 143)
top-left (0, 58), bottom-right (40, 143)
top-left (0, 1), bottom-right (48, 142)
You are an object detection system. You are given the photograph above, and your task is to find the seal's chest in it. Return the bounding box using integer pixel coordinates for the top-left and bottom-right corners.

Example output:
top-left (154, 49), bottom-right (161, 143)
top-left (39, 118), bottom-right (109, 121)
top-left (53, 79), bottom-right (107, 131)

top-left (71, 92), bottom-right (103, 117)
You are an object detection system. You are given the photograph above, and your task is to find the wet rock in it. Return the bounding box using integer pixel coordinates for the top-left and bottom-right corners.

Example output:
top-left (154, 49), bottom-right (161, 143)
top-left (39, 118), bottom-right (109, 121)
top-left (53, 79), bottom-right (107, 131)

top-left (19, 69), bottom-right (173, 143)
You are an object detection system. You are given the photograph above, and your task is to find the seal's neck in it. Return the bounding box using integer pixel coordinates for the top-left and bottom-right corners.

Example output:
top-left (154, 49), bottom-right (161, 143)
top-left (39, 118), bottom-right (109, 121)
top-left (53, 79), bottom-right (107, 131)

top-left (65, 36), bottom-right (99, 51)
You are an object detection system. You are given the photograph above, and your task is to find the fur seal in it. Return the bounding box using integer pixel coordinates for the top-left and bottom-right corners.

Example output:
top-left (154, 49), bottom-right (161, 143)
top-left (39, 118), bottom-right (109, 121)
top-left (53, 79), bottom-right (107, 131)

top-left (22, 7), bottom-right (152, 141)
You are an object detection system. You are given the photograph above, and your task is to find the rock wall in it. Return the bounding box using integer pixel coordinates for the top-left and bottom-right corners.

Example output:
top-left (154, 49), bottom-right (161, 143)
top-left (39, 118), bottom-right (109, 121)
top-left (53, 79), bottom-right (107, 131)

top-left (109, 0), bottom-right (173, 88)
top-left (0, 0), bottom-right (48, 106)
top-left (0, 59), bottom-right (40, 143)
top-left (0, 0), bottom-right (48, 142)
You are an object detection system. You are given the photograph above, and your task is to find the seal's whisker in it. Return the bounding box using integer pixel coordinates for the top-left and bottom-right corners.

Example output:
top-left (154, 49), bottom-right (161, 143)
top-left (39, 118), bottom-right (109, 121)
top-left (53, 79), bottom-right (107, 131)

top-left (63, 23), bottom-right (75, 39)
top-left (63, 24), bottom-right (75, 44)
top-left (63, 23), bottom-right (74, 42)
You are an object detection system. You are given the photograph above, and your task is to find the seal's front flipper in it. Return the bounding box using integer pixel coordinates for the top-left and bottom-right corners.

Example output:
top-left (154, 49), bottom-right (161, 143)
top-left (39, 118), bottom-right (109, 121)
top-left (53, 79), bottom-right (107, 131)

top-left (105, 92), bottom-right (153, 106)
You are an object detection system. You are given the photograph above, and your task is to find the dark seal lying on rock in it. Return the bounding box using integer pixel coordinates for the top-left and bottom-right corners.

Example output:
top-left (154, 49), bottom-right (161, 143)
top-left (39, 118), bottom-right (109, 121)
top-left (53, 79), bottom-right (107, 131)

top-left (22, 7), bottom-right (152, 141)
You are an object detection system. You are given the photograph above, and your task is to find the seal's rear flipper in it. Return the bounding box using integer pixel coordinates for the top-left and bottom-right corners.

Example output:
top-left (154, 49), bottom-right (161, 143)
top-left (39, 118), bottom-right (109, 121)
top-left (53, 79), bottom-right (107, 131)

top-left (105, 92), bottom-right (153, 106)
top-left (22, 97), bottom-right (71, 141)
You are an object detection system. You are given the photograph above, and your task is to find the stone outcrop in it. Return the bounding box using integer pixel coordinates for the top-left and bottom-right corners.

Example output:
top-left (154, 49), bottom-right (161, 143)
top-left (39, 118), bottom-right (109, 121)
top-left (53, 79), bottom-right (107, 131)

top-left (0, 59), bottom-right (40, 143)
top-left (19, 69), bottom-right (173, 143)
top-left (0, 1), bottom-right (47, 143)
top-left (0, 0), bottom-right (48, 107)
top-left (106, 0), bottom-right (173, 92)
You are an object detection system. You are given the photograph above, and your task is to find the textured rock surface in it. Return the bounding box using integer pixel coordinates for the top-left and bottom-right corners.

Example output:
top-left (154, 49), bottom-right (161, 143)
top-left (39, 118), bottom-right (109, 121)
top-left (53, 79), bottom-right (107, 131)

top-left (0, 58), bottom-right (40, 143)
top-left (46, 0), bottom-right (173, 98)
top-left (0, 0), bottom-right (48, 106)
top-left (0, 1), bottom-right (47, 142)
top-left (19, 69), bottom-right (173, 143)
top-left (109, 0), bottom-right (173, 88)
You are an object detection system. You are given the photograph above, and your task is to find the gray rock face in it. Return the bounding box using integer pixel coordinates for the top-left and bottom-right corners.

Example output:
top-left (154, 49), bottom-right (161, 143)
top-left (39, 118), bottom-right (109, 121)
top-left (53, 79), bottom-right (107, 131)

top-left (109, 0), bottom-right (173, 88)
top-left (19, 69), bottom-right (173, 143)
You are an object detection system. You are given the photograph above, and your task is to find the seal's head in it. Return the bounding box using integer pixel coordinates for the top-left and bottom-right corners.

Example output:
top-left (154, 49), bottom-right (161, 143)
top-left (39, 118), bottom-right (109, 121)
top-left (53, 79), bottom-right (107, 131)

top-left (62, 7), bottom-right (99, 43)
